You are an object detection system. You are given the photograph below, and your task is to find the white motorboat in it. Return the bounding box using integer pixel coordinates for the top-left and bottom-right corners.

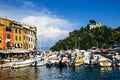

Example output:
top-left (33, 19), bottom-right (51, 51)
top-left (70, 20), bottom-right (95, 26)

top-left (11, 59), bottom-right (34, 68)
top-left (32, 60), bottom-right (47, 67)
top-left (0, 62), bottom-right (12, 68)
top-left (98, 58), bottom-right (112, 67)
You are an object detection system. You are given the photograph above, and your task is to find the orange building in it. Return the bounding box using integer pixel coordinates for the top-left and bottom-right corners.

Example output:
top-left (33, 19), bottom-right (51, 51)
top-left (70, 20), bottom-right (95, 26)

top-left (0, 18), bottom-right (14, 50)
top-left (0, 24), bottom-right (3, 49)
top-left (3, 26), bottom-right (14, 49)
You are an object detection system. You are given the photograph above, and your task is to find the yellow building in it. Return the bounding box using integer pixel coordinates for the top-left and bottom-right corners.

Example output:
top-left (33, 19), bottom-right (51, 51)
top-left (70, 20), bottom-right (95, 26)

top-left (0, 18), bottom-right (10, 26)
top-left (11, 21), bottom-right (28, 51)
top-left (22, 27), bottom-right (29, 50)
top-left (14, 25), bottom-right (23, 50)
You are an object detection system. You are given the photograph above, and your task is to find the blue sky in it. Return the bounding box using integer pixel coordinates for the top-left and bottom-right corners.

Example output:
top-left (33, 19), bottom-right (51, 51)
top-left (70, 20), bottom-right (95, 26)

top-left (0, 0), bottom-right (120, 49)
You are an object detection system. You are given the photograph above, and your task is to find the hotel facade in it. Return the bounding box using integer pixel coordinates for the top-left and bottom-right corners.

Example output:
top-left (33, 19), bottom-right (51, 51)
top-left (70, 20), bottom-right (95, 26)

top-left (0, 18), bottom-right (37, 53)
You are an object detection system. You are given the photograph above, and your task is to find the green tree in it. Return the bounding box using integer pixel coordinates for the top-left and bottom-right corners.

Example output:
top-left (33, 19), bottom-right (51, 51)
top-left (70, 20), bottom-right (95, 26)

top-left (89, 19), bottom-right (96, 25)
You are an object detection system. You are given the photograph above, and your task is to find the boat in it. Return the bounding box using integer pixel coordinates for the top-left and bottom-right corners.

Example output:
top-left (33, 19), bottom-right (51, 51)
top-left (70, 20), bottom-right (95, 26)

top-left (84, 59), bottom-right (98, 65)
top-left (83, 51), bottom-right (98, 65)
top-left (74, 59), bottom-right (84, 66)
top-left (32, 60), bottom-right (47, 67)
top-left (11, 59), bottom-right (34, 68)
top-left (117, 62), bottom-right (120, 66)
top-left (0, 62), bottom-right (12, 68)
top-left (74, 62), bottom-right (83, 66)
top-left (68, 58), bottom-right (84, 67)
top-left (0, 60), bottom-right (13, 68)
top-left (98, 58), bottom-right (112, 67)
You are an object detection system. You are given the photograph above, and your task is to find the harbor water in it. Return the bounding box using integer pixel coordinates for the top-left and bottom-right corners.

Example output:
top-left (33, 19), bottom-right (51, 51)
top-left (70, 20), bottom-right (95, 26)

top-left (1, 65), bottom-right (120, 80)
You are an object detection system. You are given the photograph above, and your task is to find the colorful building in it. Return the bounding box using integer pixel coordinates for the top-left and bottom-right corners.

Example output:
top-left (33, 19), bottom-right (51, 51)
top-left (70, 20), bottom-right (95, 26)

top-left (11, 21), bottom-right (23, 50)
top-left (0, 24), bottom-right (3, 49)
top-left (0, 18), bottom-right (14, 50)
top-left (0, 18), bottom-right (37, 53)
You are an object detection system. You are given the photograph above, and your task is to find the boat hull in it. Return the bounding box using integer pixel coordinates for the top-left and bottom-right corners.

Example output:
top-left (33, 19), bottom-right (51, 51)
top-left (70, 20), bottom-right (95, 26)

top-left (32, 60), bottom-right (47, 67)
top-left (11, 59), bottom-right (34, 68)
top-left (0, 63), bottom-right (12, 68)
top-left (99, 62), bottom-right (112, 67)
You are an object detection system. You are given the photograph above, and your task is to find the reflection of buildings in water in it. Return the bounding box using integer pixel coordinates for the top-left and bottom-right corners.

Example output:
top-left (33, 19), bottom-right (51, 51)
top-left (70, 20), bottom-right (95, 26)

top-left (100, 67), bottom-right (112, 71)
top-left (0, 67), bottom-right (37, 80)
top-left (0, 68), bottom-right (12, 80)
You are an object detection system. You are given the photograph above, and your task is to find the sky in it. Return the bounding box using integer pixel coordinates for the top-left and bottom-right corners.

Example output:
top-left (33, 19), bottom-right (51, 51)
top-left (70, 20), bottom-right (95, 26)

top-left (0, 0), bottom-right (120, 50)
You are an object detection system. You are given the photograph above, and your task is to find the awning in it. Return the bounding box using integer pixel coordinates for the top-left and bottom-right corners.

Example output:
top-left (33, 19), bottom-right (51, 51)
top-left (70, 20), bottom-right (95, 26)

top-left (0, 50), bottom-right (30, 54)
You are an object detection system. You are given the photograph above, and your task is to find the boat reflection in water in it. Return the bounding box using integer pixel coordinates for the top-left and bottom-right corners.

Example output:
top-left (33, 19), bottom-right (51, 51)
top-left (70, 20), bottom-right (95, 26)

top-left (100, 67), bottom-right (112, 71)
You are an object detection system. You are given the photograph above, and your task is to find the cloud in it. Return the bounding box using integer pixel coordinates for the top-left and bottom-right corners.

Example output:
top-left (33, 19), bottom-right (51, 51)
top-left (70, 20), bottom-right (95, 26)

top-left (0, 1), bottom-right (79, 48)
top-left (21, 15), bottom-right (72, 41)
top-left (21, 15), bottom-right (77, 48)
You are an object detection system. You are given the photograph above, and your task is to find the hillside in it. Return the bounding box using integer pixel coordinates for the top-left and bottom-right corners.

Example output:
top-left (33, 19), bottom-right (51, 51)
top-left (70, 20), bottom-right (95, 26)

top-left (50, 20), bottom-right (120, 51)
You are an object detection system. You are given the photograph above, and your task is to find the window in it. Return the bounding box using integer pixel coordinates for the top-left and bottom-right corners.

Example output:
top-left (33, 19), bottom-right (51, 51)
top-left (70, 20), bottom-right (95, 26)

top-left (29, 44), bottom-right (30, 48)
top-left (29, 37), bottom-right (30, 41)
top-left (6, 27), bottom-right (12, 32)
top-left (19, 36), bottom-right (21, 41)
top-left (19, 29), bottom-right (21, 34)
top-left (15, 36), bottom-right (18, 41)
top-left (15, 29), bottom-right (17, 33)
top-left (7, 34), bottom-right (10, 39)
